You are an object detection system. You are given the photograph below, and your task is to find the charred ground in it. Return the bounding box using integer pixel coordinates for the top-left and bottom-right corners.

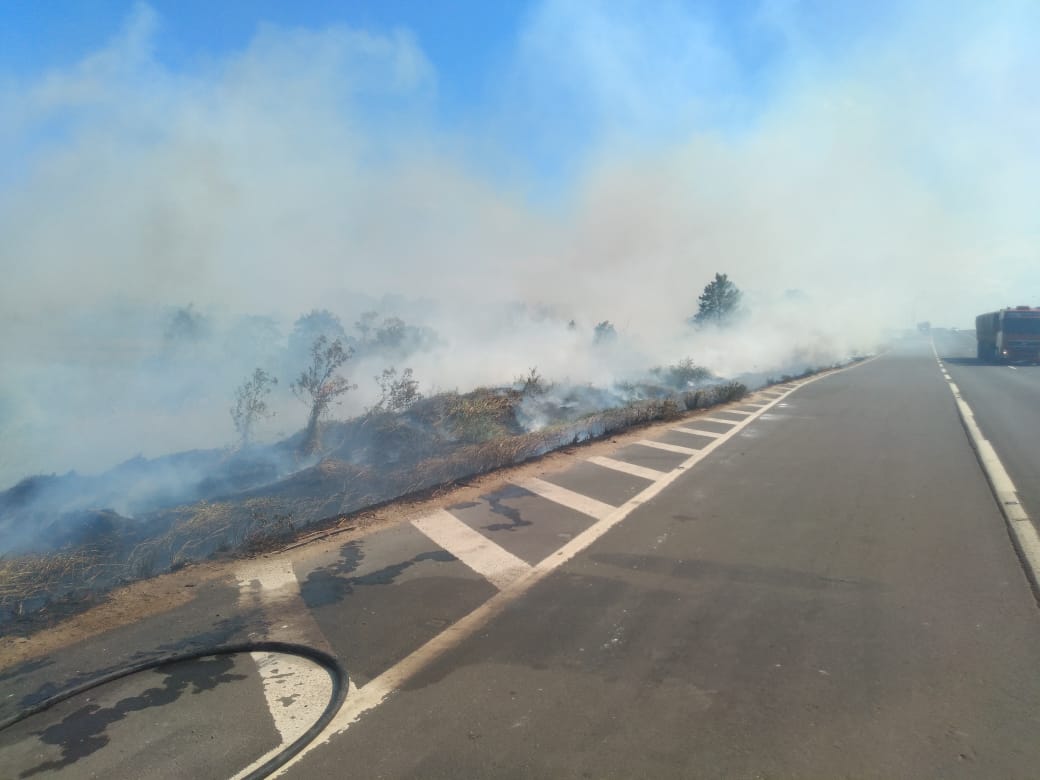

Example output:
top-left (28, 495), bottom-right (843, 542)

top-left (0, 367), bottom-right (753, 632)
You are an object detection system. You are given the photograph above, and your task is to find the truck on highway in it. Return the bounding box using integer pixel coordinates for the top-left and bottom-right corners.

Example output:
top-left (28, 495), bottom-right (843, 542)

top-left (975, 306), bottom-right (1040, 362)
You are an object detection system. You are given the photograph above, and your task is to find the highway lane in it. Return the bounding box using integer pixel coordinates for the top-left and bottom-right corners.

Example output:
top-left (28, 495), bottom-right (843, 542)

top-left (934, 327), bottom-right (1040, 526)
top-left (4, 343), bottom-right (1040, 778)
top-left (0, 653), bottom-right (287, 779)
top-left (284, 343), bottom-right (1040, 778)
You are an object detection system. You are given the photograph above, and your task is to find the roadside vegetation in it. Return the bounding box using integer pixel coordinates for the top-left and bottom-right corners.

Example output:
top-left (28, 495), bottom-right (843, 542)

top-left (0, 367), bottom-right (749, 631)
top-left (230, 368), bottom-right (277, 449)
top-left (0, 277), bottom-right (824, 632)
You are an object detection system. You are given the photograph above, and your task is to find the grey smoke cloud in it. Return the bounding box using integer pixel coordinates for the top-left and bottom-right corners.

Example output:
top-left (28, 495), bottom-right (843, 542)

top-left (2, 1), bottom-right (1039, 486)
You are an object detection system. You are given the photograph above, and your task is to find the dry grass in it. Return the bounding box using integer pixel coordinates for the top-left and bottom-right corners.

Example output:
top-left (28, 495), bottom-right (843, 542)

top-left (125, 497), bottom-right (300, 577)
top-left (1, 378), bottom-right (747, 632)
top-left (0, 548), bottom-right (119, 619)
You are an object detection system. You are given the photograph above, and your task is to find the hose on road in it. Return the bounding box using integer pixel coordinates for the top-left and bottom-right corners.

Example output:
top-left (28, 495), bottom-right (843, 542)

top-left (0, 640), bottom-right (348, 779)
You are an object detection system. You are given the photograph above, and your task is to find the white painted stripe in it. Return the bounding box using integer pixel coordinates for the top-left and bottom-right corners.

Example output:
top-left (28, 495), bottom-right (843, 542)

top-left (237, 558), bottom-right (299, 597)
top-left (412, 509), bottom-right (532, 589)
top-left (587, 455), bottom-right (667, 481)
top-left (269, 354), bottom-right (883, 776)
top-left (672, 426), bottom-right (724, 439)
top-left (233, 560), bottom-right (337, 779)
top-left (637, 439), bottom-right (699, 455)
top-left (930, 340), bottom-right (1040, 597)
top-left (696, 417), bottom-right (739, 426)
top-left (517, 476), bottom-right (615, 519)
top-left (720, 409), bottom-right (754, 416)
top-left (250, 652), bottom-right (333, 743)
top-left (1009, 366), bottom-right (1018, 370)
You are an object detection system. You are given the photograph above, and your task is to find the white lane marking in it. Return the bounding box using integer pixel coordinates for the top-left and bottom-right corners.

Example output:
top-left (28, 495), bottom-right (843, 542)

top-left (719, 409), bottom-right (754, 416)
top-left (412, 509), bottom-right (532, 589)
top-left (270, 355), bottom-right (881, 776)
top-left (672, 426), bottom-right (724, 439)
top-left (237, 558), bottom-right (299, 599)
top-left (696, 417), bottom-right (740, 426)
top-left (517, 477), bottom-right (615, 520)
top-left (233, 560), bottom-right (336, 779)
top-left (637, 439), bottom-right (699, 456)
top-left (250, 653), bottom-right (333, 741)
top-left (931, 341), bottom-right (1040, 597)
top-left (587, 455), bottom-right (666, 481)
top-left (1009, 366), bottom-right (1018, 370)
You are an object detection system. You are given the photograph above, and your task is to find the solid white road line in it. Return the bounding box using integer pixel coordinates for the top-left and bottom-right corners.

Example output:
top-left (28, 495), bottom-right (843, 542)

top-left (719, 409), bottom-right (754, 416)
top-left (672, 426), bottom-right (724, 439)
top-left (587, 455), bottom-right (667, 481)
top-left (269, 355), bottom-right (880, 776)
top-left (637, 439), bottom-right (699, 456)
top-left (517, 476), bottom-right (615, 520)
top-left (932, 345), bottom-right (1040, 597)
top-left (412, 509), bottom-right (532, 590)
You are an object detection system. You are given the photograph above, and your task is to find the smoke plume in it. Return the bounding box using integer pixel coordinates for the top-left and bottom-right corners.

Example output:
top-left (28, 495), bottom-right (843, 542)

top-left (2, 1), bottom-right (1039, 489)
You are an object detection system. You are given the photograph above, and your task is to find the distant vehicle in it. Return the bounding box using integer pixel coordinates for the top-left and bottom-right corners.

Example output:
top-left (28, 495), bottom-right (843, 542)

top-left (975, 306), bottom-right (1040, 362)
top-left (917, 321), bottom-right (931, 334)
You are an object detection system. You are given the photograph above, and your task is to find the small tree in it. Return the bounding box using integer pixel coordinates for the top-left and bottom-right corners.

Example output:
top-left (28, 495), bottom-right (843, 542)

top-left (691, 273), bottom-right (742, 325)
top-left (593, 321), bottom-right (618, 344)
top-left (373, 316), bottom-right (407, 352)
top-left (231, 368), bottom-right (277, 448)
top-left (354, 310), bottom-right (379, 344)
top-left (165, 303), bottom-right (209, 342)
top-left (163, 303), bottom-right (211, 356)
top-left (373, 367), bottom-right (422, 413)
top-left (291, 336), bottom-right (356, 454)
top-left (288, 310), bottom-right (348, 363)
top-left (514, 366), bottom-right (547, 396)
top-left (650, 358), bottom-right (712, 389)
top-left (354, 313), bottom-right (438, 358)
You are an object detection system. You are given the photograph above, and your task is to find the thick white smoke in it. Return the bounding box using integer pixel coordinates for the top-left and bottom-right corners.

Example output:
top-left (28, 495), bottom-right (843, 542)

top-left (2, 1), bottom-right (1039, 486)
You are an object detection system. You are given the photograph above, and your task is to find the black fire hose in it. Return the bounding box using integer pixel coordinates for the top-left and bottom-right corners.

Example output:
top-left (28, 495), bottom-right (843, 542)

top-left (0, 640), bottom-right (348, 780)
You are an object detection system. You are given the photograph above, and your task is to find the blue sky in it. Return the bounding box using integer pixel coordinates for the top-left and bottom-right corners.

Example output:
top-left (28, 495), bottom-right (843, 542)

top-left (1, 1), bottom-right (529, 121)
top-left (0, 0), bottom-right (902, 175)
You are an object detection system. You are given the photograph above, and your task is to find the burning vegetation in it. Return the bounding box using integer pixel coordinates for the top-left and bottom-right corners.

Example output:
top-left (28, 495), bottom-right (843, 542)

top-left (0, 346), bottom-right (748, 631)
top-left (3, 275), bottom-right (866, 632)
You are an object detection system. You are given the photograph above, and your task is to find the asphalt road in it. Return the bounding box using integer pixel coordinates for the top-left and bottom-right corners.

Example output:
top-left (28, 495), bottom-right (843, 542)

top-left (283, 340), bottom-right (1040, 779)
top-left (0, 653), bottom-right (285, 778)
top-left (3, 339), bottom-right (1040, 778)
top-left (933, 327), bottom-right (1040, 523)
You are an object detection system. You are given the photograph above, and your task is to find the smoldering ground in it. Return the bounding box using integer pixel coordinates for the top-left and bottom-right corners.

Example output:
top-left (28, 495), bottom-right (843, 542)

top-left (2, 2), bottom-right (1039, 528)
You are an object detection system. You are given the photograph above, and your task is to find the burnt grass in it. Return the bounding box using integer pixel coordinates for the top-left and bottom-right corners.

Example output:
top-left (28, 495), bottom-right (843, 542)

top-left (0, 379), bottom-right (746, 633)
